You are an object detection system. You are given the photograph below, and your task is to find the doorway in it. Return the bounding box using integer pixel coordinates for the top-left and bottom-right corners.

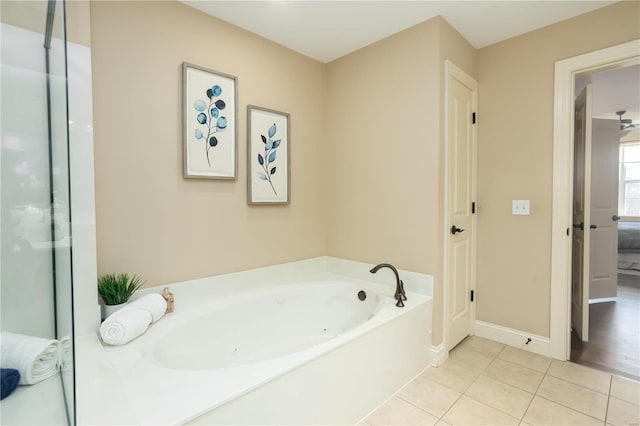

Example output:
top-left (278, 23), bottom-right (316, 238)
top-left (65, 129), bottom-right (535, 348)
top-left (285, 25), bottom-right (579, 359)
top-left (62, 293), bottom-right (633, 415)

top-left (549, 38), bottom-right (640, 370)
top-left (570, 64), bottom-right (640, 381)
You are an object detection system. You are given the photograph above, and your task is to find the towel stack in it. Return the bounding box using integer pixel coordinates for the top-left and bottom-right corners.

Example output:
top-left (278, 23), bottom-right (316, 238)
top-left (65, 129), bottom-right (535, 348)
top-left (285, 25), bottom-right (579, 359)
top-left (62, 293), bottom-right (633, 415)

top-left (0, 331), bottom-right (63, 400)
top-left (99, 293), bottom-right (167, 345)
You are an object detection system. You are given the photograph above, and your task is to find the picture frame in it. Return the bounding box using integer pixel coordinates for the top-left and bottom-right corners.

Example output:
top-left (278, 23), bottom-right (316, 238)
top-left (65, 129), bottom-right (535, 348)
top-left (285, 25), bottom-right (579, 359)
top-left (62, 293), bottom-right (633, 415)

top-left (247, 106), bottom-right (290, 205)
top-left (183, 62), bottom-right (237, 179)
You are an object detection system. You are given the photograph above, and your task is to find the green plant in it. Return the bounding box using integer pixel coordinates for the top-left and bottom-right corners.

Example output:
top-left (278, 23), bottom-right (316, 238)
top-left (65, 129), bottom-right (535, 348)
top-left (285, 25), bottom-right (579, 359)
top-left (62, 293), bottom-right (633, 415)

top-left (97, 273), bottom-right (145, 306)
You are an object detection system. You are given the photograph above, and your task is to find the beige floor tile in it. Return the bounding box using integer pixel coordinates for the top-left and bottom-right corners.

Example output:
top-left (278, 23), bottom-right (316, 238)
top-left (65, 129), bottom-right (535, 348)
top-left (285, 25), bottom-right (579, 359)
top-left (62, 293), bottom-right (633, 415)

top-left (458, 336), bottom-right (506, 357)
top-left (398, 372), bottom-right (461, 417)
top-left (522, 396), bottom-right (602, 425)
top-left (484, 358), bottom-right (545, 393)
top-left (498, 346), bottom-right (552, 373)
top-left (606, 396), bottom-right (640, 426)
top-left (547, 360), bottom-right (612, 394)
top-left (610, 375), bottom-right (640, 406)
top-left (423, 349), bottom-right (494, 392)
top-left (436, 421), bottom-right (452, 426)
top-left (449, 343), bottom-right (496, 369)
top-left (466, 374), bottom-right (534, 419)
top-left (441, 395), bottom-right (520, 425)
top-left (537, 375), bottom-right (608, 420)
top-left (364, 396), bottom-right (439, 426)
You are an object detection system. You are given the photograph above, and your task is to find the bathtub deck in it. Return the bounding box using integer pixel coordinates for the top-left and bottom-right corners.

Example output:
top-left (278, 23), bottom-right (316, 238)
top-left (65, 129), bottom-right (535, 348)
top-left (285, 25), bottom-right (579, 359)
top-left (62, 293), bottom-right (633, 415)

top-left (76, 257), bottom-right (434, 425)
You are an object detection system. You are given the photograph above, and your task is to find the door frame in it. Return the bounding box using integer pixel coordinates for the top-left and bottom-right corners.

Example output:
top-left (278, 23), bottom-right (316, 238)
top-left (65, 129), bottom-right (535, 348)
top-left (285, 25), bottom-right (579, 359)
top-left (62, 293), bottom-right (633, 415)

top-left (443, 60), bottom-right (478, 354)
top-left (550, 39), bottom-right (639, 360)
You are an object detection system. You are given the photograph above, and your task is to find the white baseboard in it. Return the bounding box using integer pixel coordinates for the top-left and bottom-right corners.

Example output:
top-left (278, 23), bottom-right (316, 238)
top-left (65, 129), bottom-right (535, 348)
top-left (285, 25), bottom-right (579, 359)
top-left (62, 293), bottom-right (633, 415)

top-left (475, 320), bottom-right (552, 358)
top-left (589, 297), bottom-right (617, 304)
top-left (430, 343), bottom-right (447, 367)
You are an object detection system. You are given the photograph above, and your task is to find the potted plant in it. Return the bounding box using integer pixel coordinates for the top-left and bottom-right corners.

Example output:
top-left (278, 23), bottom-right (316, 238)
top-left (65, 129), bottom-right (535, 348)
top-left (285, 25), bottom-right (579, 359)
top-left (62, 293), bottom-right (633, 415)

top-left (98, 273), bottom-right (145, 318)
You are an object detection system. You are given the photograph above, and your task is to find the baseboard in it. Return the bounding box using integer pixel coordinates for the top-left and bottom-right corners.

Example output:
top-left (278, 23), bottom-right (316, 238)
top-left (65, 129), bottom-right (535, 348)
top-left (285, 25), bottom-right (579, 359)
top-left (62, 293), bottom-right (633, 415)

top-left (475, 320), bottom-right (552, 358)
top-left (589, 297), bottom-right (617, 304)
top-left (430, 343), bottom-right (447, 367)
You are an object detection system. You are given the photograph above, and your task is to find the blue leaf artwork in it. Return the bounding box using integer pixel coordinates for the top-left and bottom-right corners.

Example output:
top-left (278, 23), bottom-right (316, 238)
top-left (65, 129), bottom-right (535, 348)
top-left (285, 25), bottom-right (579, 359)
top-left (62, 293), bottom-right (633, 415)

top-left (256, 122), bottom-right (280, 195)
top-left (193, 84), bottom-right (227, 167)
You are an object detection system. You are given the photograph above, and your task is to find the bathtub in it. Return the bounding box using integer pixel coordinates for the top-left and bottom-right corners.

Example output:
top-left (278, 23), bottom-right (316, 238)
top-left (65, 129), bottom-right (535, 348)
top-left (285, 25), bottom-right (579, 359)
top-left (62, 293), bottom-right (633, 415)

top-left (76, 257), bottom-right (433, 425)
top-left (148, 281), bottom-right (384, 371)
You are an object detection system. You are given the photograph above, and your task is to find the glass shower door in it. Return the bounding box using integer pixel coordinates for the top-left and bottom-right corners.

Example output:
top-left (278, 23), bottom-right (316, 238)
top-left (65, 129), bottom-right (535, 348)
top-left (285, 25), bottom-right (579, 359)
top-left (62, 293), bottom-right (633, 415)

top-left (1, 0), bottom-right (75, 424)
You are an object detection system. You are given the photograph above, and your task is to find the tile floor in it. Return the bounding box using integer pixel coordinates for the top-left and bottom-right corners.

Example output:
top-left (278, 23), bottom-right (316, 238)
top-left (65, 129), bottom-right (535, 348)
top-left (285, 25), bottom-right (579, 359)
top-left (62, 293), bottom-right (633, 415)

top-left (361, 336), bottom-right (640, 425)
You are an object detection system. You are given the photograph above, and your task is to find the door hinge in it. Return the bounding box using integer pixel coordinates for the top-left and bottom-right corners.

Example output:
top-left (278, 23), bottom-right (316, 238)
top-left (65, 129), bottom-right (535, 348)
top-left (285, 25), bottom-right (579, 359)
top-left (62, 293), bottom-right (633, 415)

top-left (472, 202), bottom-right (476, 214)
top-left (470, 290), bottom-right (475, 302)
top-left (472, 112), bottom-right (477, 124)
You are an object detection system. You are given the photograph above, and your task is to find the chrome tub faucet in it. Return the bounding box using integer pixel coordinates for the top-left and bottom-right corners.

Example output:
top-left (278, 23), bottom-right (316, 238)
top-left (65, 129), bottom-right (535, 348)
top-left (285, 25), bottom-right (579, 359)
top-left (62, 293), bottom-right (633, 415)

top-left (369, 263), bottom-right (407, 307)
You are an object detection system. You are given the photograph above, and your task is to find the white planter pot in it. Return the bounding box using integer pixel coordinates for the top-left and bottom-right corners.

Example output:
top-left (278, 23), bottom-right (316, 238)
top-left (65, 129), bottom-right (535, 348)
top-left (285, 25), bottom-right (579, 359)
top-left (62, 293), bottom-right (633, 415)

top-left (103, 302), bottom-right (127, 319)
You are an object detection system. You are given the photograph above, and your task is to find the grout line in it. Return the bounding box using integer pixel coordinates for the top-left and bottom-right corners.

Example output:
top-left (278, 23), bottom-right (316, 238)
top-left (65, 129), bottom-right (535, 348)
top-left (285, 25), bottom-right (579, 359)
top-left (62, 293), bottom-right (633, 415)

top-left (530, 362), bottom-right (611, 423)
top-left (437, 343), bottom-right (523, 423)
top-left (393, 395), bottom-right (442, 421)
top-left (436, 391), bottom-right (464, 423)
top-left (533, 394), bottom-right (608, 424)
top-left (545, 371), bottom-right (612, 396)
top-left (427, 339), bottom-right (504, 423)
top-left (460, 392), bottom-right (523, 423)
top-left (482, 358), bottom-right (543, 393)
top-left (604, 375), bottom-right (613, 424)
top-left (519, 358), bottom-right (551, 423)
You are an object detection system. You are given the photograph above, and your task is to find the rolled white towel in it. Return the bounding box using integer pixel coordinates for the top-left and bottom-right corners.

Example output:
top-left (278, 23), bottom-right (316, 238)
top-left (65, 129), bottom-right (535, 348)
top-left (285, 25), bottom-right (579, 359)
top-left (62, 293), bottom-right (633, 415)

top-left (99, 308), bottom-right (152, 345)
top-left (126, 293), bottom-right (167, 323)
top-left (0, 332), bottom-right (60, 385)
top-left (99, 293), bottom-right (167, 346)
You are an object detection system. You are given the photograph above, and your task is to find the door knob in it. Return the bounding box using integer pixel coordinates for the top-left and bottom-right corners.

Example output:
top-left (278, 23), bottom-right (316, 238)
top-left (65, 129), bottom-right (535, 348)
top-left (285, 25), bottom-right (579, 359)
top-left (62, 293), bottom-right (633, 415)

top-left (612, 215), bottom-right (620, 221)
top-left (451, 225), bottom-right (465, 235)
top-left (590, 224), bottom-right (597, 229)
top-left (573, 222), bottom-right (584, 231)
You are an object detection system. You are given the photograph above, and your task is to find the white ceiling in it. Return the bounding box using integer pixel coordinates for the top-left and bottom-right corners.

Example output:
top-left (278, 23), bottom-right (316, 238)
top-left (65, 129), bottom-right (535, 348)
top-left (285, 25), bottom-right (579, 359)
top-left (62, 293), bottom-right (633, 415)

top-left (576, 64), bottom-right (640, 127)
top-left (180, 0), bottom-right (637, 128)
top-left (179, 0), bottom-right (617, 63)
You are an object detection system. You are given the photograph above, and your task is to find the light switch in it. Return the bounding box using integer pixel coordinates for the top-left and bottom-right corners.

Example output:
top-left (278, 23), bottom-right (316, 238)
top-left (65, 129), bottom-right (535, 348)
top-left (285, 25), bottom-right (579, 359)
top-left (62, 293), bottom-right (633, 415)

top-left (512, 200), bottom-right (530, 215)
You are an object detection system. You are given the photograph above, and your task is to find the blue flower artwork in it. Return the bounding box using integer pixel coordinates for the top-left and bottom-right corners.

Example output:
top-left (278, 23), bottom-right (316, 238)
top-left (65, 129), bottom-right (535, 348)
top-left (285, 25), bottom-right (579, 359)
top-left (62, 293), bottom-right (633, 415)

top-left (192, 84), bottom-right (227, 167)
top-left (184, 63), bottom-right (237, 179)
top-left (256, 123), bottom-right (281, 195)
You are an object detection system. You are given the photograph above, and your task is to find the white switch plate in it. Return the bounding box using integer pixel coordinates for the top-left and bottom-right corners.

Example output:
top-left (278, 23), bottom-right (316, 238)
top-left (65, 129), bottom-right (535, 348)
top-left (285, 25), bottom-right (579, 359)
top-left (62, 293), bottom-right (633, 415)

top-left (512, 200), bottom-right (530, 215)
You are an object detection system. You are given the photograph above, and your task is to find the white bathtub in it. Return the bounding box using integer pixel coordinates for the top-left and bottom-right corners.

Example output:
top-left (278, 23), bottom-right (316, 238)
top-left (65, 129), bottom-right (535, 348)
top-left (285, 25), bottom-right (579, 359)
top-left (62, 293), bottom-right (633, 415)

top-left (148, 281), bottom-right (383, 371)
top-left (76, 257), bottom-right (433, 425)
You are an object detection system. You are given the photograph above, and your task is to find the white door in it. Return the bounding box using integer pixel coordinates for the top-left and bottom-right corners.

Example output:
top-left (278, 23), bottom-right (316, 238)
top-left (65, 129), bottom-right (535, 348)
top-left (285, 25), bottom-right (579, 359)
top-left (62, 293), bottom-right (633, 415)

top-left (446, 61), bottom-right (477, 351)
top-left (589, 119), bottom-right (620, 300)
top-left (571, 84), bottom-right (592, 342)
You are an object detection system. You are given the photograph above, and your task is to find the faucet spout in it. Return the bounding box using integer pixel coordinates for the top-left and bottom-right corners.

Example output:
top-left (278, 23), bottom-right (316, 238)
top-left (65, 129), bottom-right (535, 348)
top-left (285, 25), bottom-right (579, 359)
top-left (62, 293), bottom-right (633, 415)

top-left (369, 263), bottom-right (407, 307)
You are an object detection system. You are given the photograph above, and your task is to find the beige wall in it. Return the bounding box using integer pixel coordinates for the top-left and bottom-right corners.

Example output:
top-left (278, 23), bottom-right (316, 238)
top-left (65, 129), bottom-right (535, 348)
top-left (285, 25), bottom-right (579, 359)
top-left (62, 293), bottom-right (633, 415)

top-left (91, 1), bottom-right (327, 287)
top-left (90, 0), bottom-right (639, 344)
top-left (476, 1), bottom-right (640, 337)
top-left (326, 17), bottom-right (475, 346)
